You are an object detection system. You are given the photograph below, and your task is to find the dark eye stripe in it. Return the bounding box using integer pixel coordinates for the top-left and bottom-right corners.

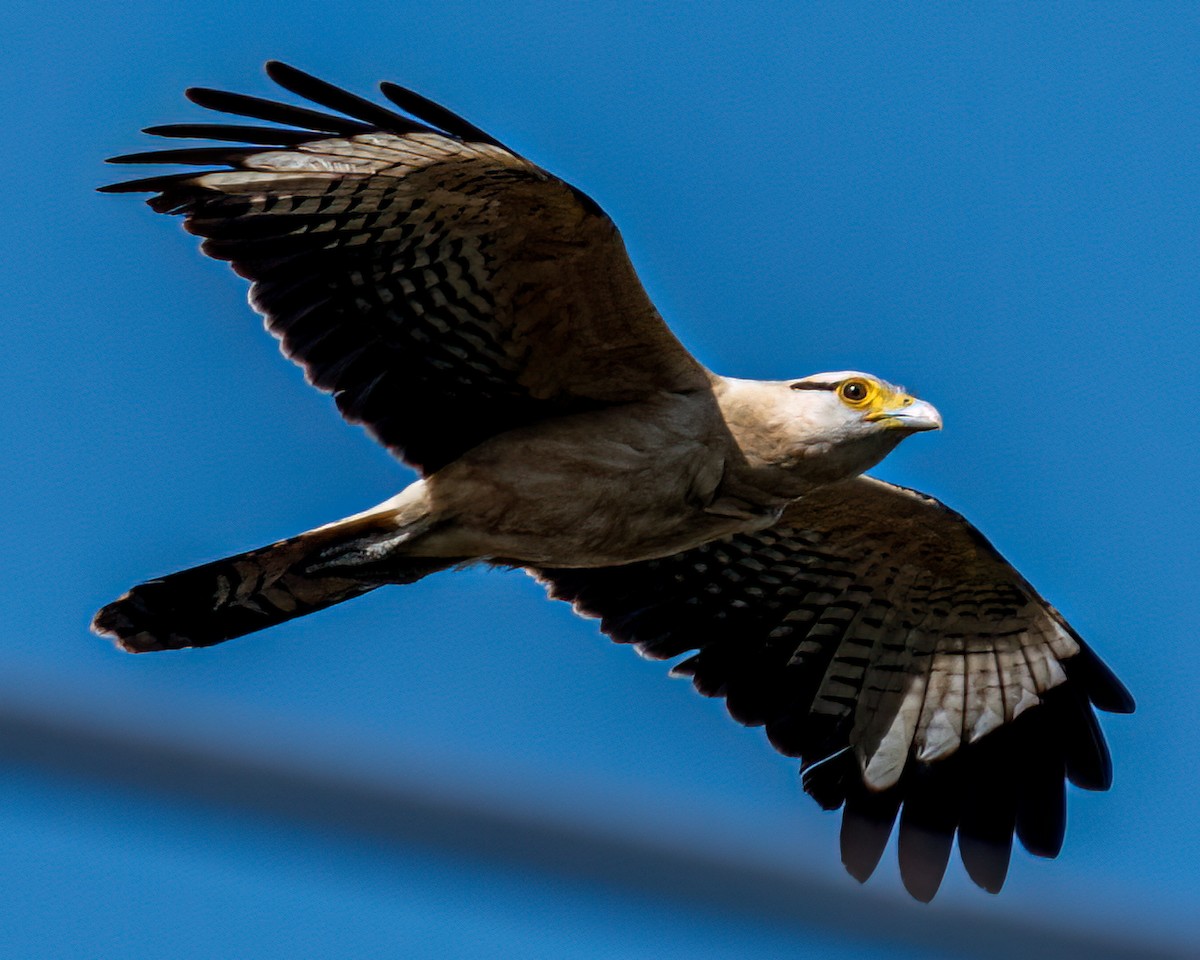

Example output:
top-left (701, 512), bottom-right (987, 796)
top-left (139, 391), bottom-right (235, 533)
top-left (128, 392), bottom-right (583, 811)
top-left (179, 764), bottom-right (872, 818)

top-left (790, 381), bottom-right (838, 391)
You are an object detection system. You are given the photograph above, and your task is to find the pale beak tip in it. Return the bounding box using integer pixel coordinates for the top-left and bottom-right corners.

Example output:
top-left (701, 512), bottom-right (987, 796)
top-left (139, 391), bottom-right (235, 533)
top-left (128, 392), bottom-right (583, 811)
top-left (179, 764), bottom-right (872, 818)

top-left (895, 398), bottom-right (942, 433)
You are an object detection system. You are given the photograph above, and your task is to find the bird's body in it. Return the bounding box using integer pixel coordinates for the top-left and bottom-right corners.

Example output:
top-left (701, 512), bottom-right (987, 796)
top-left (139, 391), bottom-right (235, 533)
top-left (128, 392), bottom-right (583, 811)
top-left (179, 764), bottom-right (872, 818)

top-left (393, 374), bottom-right (919, 567)
top-left (93, 63), bottom-right (1133, 902)
top-left (415, 386), bottom-right (734, 565)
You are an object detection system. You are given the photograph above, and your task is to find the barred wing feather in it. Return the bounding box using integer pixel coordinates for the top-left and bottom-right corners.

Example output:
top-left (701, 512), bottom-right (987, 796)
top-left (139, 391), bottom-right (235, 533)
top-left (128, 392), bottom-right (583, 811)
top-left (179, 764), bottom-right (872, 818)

top-left (537, 476), bottom-right (1134, 901)
top-left (102, 62), bottom-right (708, 474)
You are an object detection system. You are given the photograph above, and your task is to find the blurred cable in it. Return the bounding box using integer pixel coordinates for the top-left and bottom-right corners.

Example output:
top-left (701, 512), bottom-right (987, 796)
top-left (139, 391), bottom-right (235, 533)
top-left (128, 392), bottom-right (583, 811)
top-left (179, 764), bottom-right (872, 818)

top-left (0, 700), bottom-right (1182, 960)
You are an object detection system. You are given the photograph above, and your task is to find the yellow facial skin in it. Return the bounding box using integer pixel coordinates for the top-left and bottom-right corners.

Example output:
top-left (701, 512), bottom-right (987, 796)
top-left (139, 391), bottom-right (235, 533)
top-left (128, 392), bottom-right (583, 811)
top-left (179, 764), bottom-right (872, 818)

top-left (790, 371), bottom-right (941, 432)
top-left (837, 377), bottom-right (916, 424)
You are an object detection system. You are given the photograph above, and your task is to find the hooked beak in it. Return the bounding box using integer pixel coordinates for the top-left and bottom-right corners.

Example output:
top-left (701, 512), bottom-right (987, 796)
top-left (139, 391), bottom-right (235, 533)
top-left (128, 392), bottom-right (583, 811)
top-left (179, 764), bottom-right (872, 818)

top-left (867, 397), bottom-right (943, 432)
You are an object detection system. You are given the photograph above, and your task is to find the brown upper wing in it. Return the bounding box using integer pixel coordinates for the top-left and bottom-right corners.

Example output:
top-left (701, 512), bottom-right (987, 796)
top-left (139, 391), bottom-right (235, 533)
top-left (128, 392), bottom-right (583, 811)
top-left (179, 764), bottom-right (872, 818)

top-left (537, 476), bottom-right (1134, 901)
top-left (102, 62), bottom-right (708, 473)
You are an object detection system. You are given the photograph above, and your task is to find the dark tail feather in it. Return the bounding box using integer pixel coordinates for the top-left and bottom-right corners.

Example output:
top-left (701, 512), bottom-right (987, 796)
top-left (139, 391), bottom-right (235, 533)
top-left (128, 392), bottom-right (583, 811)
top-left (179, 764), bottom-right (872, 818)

top-left (92, 519), bottom-right (456, 652)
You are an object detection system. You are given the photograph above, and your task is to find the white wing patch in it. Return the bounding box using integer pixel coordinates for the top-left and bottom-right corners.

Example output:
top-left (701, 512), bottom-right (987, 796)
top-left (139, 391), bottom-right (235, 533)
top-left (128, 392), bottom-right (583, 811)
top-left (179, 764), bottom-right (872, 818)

top-left (858, 606), bottom-right (1079, 788)
top-left (194, 133), bottom-right (536, 188)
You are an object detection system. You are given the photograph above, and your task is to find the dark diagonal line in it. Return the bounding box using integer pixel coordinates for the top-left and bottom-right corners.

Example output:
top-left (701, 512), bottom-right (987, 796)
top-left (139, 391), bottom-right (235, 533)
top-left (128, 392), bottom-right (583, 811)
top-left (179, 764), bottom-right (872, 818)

top-left (0, 703), bottom-right (1183, 960)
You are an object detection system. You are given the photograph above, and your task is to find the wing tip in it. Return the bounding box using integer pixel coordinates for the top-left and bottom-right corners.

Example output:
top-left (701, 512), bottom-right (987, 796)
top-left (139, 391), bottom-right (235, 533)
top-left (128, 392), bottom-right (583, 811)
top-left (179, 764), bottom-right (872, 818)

top-left (839, 796), bottom-right (899, 885)
top-left (263, 59), bottom-right (300, 84)
top-left (96, 178), bottom-right (179, 195)
top-left (106, 150), bottom-right (186, 165)
top-left (184, 85), bottom-right (218, 107)
top-left (897, 830), bottom-right (951, 903)
top-left (958, 835), bottom-right (1011, 894)
top-left (1091, 661), bottom-right (1136, 714)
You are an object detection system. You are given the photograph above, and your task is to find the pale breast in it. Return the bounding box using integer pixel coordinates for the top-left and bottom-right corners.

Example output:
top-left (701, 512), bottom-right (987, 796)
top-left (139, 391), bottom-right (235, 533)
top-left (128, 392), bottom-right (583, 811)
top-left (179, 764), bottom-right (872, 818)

top-left (418, 390), bottom-right (746, 565)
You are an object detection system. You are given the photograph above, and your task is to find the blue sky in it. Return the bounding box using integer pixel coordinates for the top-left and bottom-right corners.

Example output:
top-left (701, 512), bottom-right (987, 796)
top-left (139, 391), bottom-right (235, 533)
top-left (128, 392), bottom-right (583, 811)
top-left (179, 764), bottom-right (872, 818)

top-left (3, 2), bottom-right (1198, 956)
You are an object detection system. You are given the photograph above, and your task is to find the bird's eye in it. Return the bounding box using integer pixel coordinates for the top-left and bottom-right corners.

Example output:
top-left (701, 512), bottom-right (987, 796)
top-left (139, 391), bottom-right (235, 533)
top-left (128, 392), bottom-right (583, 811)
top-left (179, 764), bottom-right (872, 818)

top-left (839, 379), bottom-right (871, 404)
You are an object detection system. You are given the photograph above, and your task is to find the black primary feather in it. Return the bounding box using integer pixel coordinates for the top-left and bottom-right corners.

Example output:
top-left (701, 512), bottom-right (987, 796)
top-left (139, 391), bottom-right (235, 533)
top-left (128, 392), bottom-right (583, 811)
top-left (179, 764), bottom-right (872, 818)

top-left (142, 123), bottom-right (319, 145)
top-left (538, 489), bottom-right (1134, 901)
top-left (264, 61), bottom-right (439, 137)
top-left (107, 147), bottom-right (272, 166)
top-left (185, 86), bottom-right (372, 135)
top-left (380, 81), bottom-right (510, 147)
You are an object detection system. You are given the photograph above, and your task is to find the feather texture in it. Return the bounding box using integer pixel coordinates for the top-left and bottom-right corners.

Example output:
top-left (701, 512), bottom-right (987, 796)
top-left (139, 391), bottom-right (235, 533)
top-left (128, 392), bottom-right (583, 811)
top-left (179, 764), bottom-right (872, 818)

top-left (537, 476), bottom-right (1133, 897)
top-left (97, 64), bottom-right (1134, 903)
top-left (100, 62), bottom-right (709, 473)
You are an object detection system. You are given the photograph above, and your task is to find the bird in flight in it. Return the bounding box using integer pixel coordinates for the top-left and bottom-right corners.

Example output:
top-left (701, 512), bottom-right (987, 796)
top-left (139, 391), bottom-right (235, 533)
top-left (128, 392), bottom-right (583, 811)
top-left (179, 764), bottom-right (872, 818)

top-left (94, 62), bottom-right (1133, 902)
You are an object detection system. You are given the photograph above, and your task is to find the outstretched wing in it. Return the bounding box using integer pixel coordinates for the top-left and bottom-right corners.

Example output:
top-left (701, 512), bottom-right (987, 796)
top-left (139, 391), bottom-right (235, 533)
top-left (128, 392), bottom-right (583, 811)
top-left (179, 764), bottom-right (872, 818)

top-left (102, 62), bottom-right (708, 474)
top-left (537, 476), bottom-right (1134, 901)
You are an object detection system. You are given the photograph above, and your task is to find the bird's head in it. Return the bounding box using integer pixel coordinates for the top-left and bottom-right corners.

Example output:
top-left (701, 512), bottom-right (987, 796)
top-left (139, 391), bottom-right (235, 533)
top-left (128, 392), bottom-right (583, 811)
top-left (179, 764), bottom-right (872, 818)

top-left (776, 370), bottom-right (941, 479)
top-left (715, 370), bottom-right (941, 491)
top-left (788, 370), bottom-right (941, 435)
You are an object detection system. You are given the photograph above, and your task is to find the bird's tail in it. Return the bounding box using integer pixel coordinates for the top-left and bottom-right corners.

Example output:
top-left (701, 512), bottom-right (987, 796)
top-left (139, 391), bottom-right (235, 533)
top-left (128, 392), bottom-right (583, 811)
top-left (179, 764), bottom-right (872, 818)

top-left (92, 492), bottom-right (458, 653)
